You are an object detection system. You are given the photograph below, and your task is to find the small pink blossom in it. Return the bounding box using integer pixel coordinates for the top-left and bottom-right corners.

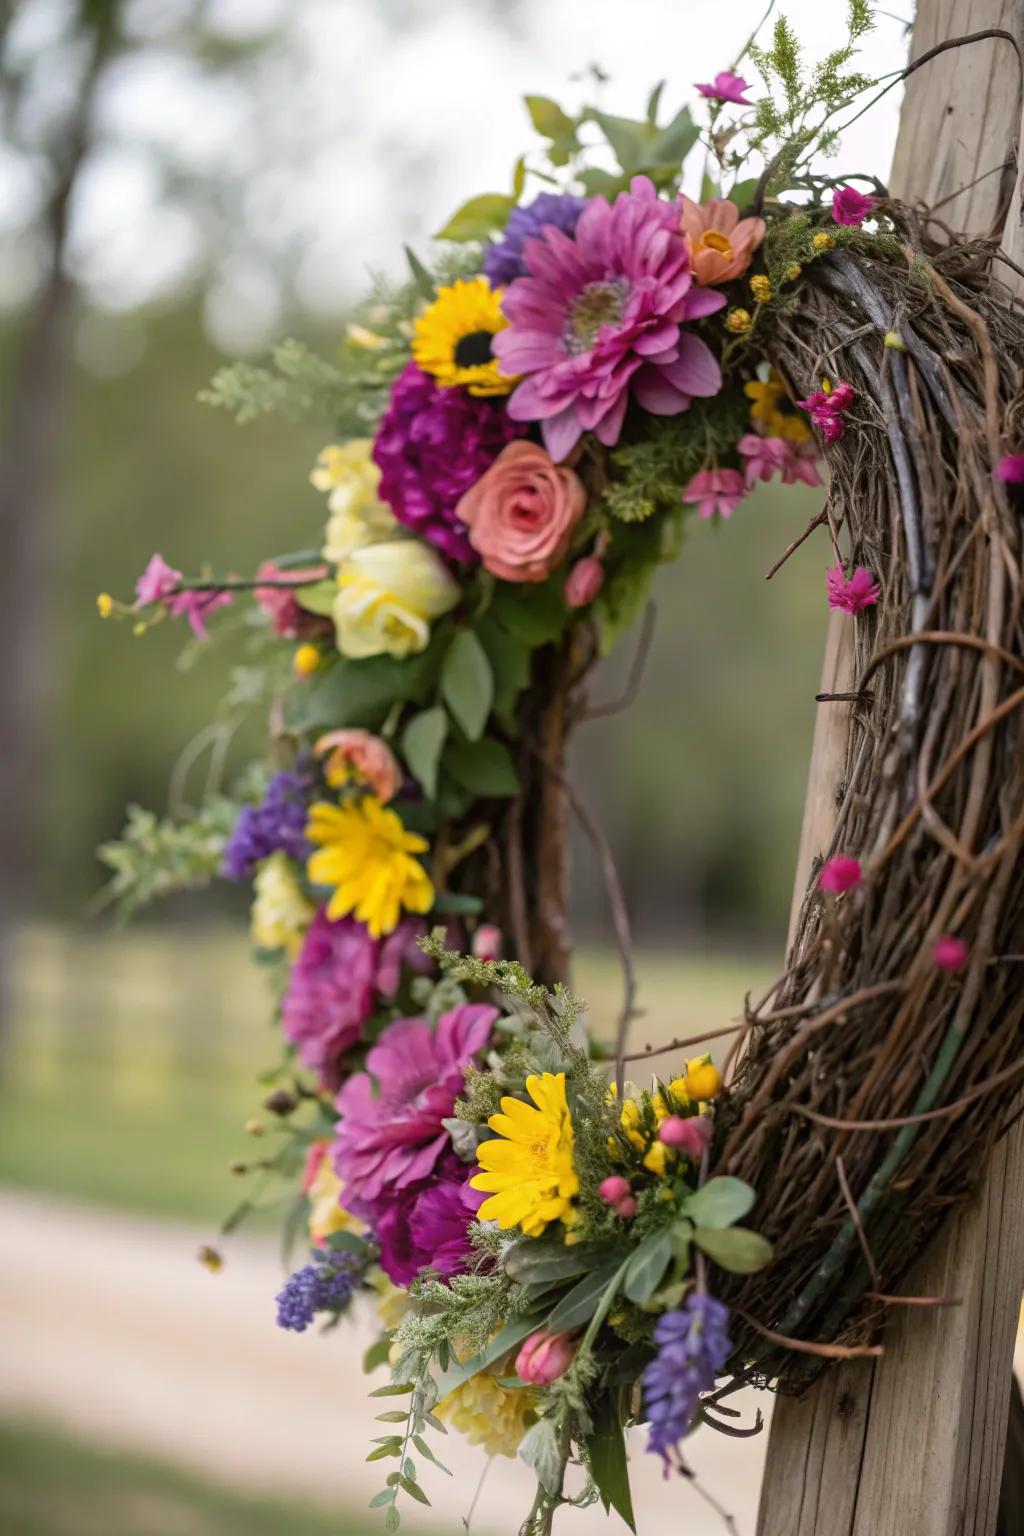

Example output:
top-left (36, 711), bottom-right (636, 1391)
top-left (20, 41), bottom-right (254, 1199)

top-left (819, 856), bottom-right (862, 894)
top-left (565, 556), bottom-right (605, 607)
top-left (695, 71), bottom-right (753, 105)
top-left (598, 1175), bottom-right (631, 1206)
top-left (994, 454), bottom-right (1024, 484)
top-left (738, 434), bottom-right (790, 485)
top-left (135, 553), bottom-right (182, 607)
top-left (658, 1115), bottom-right (712, 1157)
top-left (314, 728), bottom-right (401, 804)
top-left (832, 186), bottom-right (876, 227)
top-left (826, 563), bottom-right (880, 615)
top-left (934, 935), bottom-right (969, 972)
top-left (780, 440), bottom-right (824, 487)
top-left (798, 381), bottom-right (854, 444)
top-left (254, 560), bottom-right (331, 639)
top-left (472, 924), bottom-right (503, 963)
top-left (516, 1330), bottom-right (578, 1386)
top-left (615, 1194), bottom-right (638, 1220)
top-left (682, 466), bottom-right (747, 520)
top-left (166, 587), bottom-right (232, 638)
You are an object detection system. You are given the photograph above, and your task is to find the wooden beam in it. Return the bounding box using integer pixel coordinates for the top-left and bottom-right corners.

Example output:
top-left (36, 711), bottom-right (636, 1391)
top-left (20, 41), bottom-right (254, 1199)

top-left (757, 6), bottom-right (1024, 1533)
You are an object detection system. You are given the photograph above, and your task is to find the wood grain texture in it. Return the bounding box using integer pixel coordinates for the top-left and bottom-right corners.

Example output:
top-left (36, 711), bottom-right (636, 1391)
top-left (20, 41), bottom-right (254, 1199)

top-left (757, 5), bottom-right (1024, 1533)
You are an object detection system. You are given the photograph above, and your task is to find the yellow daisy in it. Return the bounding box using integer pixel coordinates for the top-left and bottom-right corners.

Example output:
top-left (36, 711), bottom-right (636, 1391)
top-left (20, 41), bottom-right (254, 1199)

top-left (436, 1371), bottom-right (537, 1456)
top-left (305, 796), bottom-right (434, 938)
top-left (471, 1071), bottom-right (579, 1237)
top-left (412, 277), bottom-right (513, 397)
top-left (744, 373), bottom-right (812, 443)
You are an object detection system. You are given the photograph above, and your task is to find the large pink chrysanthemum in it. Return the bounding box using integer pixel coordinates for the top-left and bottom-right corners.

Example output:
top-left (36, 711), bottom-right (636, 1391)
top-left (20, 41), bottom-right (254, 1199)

top-left (331, 1003), bottom-right (497, 1217)
top-left (493, 176), bottom-right (724, 460)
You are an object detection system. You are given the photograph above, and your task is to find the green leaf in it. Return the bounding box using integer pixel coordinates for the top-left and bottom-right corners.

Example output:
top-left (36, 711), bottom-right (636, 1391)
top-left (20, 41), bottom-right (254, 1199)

top-left (700, 169), bottom-right (721, 203)
top-left (363, 1334), bottom-right (393, 1374)
top-left (489, 578), bottom-right (570, 646)
top-left (326, 1228), bottom-right (371, 1256)
top-left (435, 1316), bottom-right (543, 1398)
top-left (589, 110), bottom-right (655, 175)
top-left (512, 154), bottom-right (527, 200)
top-left (585, 1389), bottom-right (636, 1532)
top-left (403, 244), bottom-right (435, 301)
top-left (369, 1490), bottom-right (395, 1509)
top-left (444, 738), bottom-right (519, 798)
top-left (623, 1227), bottom-right (674, 1305)
top-left (435, 193), bottom-right (515, 242)
top-left (547, 1263), bottom-right (623, 1333)
top-left (682, 1177), bottom-right (756, 1231)
top-left (645, 81), bottom-right (665, 125)
top-left (441, 630), bottom-right (493, 741)
top-left (727, 177), bottom-right (761, 212)
top-left (366, 1445), bottom-right (402, 1462)
top-left (432, 890), bottom-right (484, 915)
top-left (693, 1225), bottom-right (773, 1274)
top-left (375, 1410), bottom-right (408, 1423)
top-left (503, 1236), bottom-right (619, 1286)
top-left (402, 706), bottom-right (448, 799)
top-left (385, 1506), bottom-right (401, 1532)
top-left (525, 94), bottom-right (576, 140)
top-left (519, 1418), bottom-right (566, 1498)
top-left (648, 106), bottom-right (699, 168)
top-left (476, 616), bottom-right (532, 725)
top-left (369, 1382), bottom-right (416, 1398)
top-left (284, 638), bottom-right (444, 732)
top-left (293, 579), bottom-right (338, 616)
top-left (412, 1435), bottom-right (452, 1475)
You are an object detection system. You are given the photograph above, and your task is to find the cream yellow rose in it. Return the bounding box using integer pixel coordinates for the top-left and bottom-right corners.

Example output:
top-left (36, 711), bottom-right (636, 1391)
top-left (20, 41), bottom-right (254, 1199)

top-left (332, 539), bottom-right (459, 660)
top-left (311, 440), bottom-right (398, 564)
top-left (249, 852), bottom-right (314, 957)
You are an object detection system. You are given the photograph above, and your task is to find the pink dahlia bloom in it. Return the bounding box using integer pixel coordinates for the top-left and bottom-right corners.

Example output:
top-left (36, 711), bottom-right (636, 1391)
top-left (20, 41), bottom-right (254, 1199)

top-left (826, 564), bottom-right (880, 615)
top-left (695, 71), bottom-right (753, 106)
top-left (282, 909), bottom-right (431, 1074)
top-left (682, 466), bottom-right (746, 520)
top-left (332, 1003), bottom-right (497, 1216)
top-left (832, 186), bottom-right (876, 227)
top-left (494, 176), bottom-right (724, 460)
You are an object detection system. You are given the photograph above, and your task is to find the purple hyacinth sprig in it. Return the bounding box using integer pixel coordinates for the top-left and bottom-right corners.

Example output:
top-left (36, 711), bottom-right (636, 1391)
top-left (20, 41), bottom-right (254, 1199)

top-left (642, 1293), bottom-right (732, 1466)
top-left (275, 1249), bottom-right (362, 1333)
top-left (221, 767), bottom-right (314, 881)
top-left (482, 192), bottom-right (586, 286)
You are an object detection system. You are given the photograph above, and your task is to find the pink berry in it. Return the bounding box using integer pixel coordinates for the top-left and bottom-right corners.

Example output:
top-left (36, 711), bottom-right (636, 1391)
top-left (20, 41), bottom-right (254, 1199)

top-left (819, 855), bottom-right (862, 894)
top-left (658, 1115), bottom-right (712, 1157)
top-left (934, 935), bottom-right (969, 972)
top-left (598, 1175), bottom-right (631, 1207)
top-left (615, 1196), bottom-right (638, 1221)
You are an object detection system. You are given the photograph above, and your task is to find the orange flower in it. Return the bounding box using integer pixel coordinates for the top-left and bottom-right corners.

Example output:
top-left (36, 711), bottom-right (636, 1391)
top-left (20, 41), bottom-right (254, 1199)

top-left (679, 196), bottom-right (765, 286)
top-left (314, 728), bottom-right (401, 803)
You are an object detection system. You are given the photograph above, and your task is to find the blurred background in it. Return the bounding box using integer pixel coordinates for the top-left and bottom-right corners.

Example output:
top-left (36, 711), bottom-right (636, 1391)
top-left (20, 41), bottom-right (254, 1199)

top-left (0, 1), bottom-right (911, 1531)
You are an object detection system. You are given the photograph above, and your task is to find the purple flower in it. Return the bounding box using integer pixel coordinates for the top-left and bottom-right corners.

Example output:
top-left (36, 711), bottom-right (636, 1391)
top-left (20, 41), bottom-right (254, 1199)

top-left (166, 588), bottom-right (233, 639)
top-left (695, 71), bottom-right (753, 106)
top-left (493, 176), bottom-right (724, 461)
top-left (282, 908), bottom-right (432, 1074)
top-left (373, 1155), bottom-right (484, 1286)
top-left (372, 362), bottom-right (527, 562)
top-left (643, 1294), bottom-right (731, 1465)
top-left (483, 194), bottom-right (586, 287)
top-left (832, 185), bottom-right (876, 227)
top-left (332, 1003), bottom-right (497, 1217)
top-left (275, 1249), bottom-right (361, 1332)
top-left (221, 769), bottom-right (313, 880)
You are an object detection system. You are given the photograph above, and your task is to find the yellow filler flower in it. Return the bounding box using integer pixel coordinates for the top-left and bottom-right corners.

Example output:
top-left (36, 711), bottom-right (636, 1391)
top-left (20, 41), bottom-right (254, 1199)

top-left (306, 796), bottom-right (434, 938)
top-left (744, 373), bottom-right (812, 443)
top-left (412, 277), bottom-right (513, 397)
top-left (471, 1071), bottom-right (579, 1237)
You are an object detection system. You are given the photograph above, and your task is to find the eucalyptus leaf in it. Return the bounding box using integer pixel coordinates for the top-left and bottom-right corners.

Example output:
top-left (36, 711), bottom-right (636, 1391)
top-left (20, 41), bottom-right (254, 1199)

top-left (694, 1225), bottom-right (773, 1274)
top-left (546, 1263), bottom-right (622, 1333)
top-left (503, 1236), bottom-right (617, 1286)
top-left (682, 1177), bottom-right (756, 1231)
top-left (519, 1418), bottom-right (566, 1498)
top-left (435, 1316), bottom-right (542, 1398)
top-left (402, 706), bottom-right (448, 799)
top-left (441, 629), bottom-right (493, 741)
top-left (369, 1490), bottom-right (395, 1509)
top-left (385, 1504), bottom-right (401, 1531)
top-left (623, 1227), bottom-right (674, 1305)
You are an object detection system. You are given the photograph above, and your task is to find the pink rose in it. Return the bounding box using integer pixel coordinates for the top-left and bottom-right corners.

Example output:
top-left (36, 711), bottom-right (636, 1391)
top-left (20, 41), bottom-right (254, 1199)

top-left (516, 1329), bottom-right (577, 1386)
top-left (455, 441), bottom-right (586, 583)
top-left (314, 728), bottom-right (402, 804)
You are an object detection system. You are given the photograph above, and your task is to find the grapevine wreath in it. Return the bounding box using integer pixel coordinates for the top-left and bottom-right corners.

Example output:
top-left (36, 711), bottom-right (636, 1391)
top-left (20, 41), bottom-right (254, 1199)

top-left (99, 8), bottom-right (1024, 1532)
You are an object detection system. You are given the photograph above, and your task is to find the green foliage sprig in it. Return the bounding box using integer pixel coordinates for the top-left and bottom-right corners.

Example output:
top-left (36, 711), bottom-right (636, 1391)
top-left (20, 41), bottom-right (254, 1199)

top-left (95, 799), bottom-right (237, 920)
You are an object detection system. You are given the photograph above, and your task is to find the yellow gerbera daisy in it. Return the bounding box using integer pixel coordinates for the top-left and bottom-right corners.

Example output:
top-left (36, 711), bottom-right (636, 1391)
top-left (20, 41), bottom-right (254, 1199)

top-left (412, 277), bottom-right (513, 397)
top-left (471, 1071), bottom-right (579, 1237)
top-left (305, 795), bottom-right (434, 938)
top-left (745, 373), bottom-right (812, 443)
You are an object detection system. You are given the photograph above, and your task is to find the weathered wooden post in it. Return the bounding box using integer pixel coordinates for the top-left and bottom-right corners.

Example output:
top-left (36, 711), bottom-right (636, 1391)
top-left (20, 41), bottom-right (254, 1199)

top-left (756, 6), bottom-right (1024, 1533)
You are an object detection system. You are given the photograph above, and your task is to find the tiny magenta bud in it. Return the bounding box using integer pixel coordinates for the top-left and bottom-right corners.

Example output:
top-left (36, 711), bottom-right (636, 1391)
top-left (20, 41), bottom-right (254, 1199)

top-left (599, 1175), bottom-right (631, 1207)
top-left (472, 923), bottom-right (503, 962)
top-left (659, 1115), bottom-right (712, 1157)
top-left (819, 855), bottom-right (862, 894)
top-left (934, 935), bottom-right (969, 972)
top-left (516, 1329), bottom-right (577, 1385)
top-left (615, 1195), bottom-right (638, 1221)
top-left (565, 556), bottom-right (605, 608)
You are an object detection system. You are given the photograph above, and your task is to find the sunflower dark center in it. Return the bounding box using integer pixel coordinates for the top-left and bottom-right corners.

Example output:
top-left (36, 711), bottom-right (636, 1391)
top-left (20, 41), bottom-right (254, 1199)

top-left (454, 330), bottom-right (495, 368)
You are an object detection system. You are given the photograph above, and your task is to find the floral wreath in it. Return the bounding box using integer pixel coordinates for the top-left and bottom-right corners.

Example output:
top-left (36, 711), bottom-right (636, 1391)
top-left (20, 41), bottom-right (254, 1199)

top-left (99, 7), bottom-right (1024, 1532)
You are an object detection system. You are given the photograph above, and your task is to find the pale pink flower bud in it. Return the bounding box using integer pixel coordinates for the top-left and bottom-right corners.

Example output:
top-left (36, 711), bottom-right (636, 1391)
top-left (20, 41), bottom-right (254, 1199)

top-left (565, 556), bottom-right (605, 607)
top-left (658, 1115), bottom-right (712, 1157)
top-left (615, 1195), bottom-right (638, 1221)
top-left (472, 924), bottom-right (503, 963)
top-left (598, 1175), bottom-right (631, 1206)
top-left (515, 1329), bottom-right (577, 1386)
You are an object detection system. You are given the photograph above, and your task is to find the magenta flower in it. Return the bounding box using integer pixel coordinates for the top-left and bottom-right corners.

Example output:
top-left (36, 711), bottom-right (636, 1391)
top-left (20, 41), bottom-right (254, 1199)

top-left (516, 1330), bottom-right (577, 1386)
top-left (994, 454), bottom-right (1024, 484)
top-left (738, 433), bottom-right (790, 485)
top-left (166, 587), bottom-right (232, 638)
top-left (819, 856), bottom-right (862, 894)
top-left (494, 176), bottom-right (724, 460)
top-left (780, 440), bottom-right (824, 488)
top-left (332, 1003), bottom-right (497, 1216)
top-left (798, 380), bottom-right (854, 444)
top-left (934, 935), bottom-right (969, 973)
top-left (682, 466), bottom-right (746, 520)
top-left (832, 186), bottom-right (876, 227)
top-left (135, 553), bottom-right (182, 606)
top-left (282, 909), bottom-right (431, 1074)
top-left (695, 71), bottom-right (753, 106)
top-left (373, 1156), bottom-right (484, 1286)
top-left (826, 563), bottom-right (880, 615)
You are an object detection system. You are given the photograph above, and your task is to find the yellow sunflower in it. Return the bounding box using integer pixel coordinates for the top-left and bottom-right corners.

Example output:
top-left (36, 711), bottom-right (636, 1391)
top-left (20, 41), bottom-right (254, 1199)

top-left (471, 1071), bottom-right (579, 1237)
top-left (412, 276), bottom-right (513, 396)
top-left (305, 795), bottom-right (434, 938)
top-left (744, 373), bottom-right (812, 443)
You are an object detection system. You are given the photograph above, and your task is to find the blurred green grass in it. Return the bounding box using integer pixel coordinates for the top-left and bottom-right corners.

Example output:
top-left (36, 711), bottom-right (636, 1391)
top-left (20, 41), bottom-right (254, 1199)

top-left (0, 926), bottom-right (777, 1222)
top-left (0, 1417), bottom-right (407, 1536)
